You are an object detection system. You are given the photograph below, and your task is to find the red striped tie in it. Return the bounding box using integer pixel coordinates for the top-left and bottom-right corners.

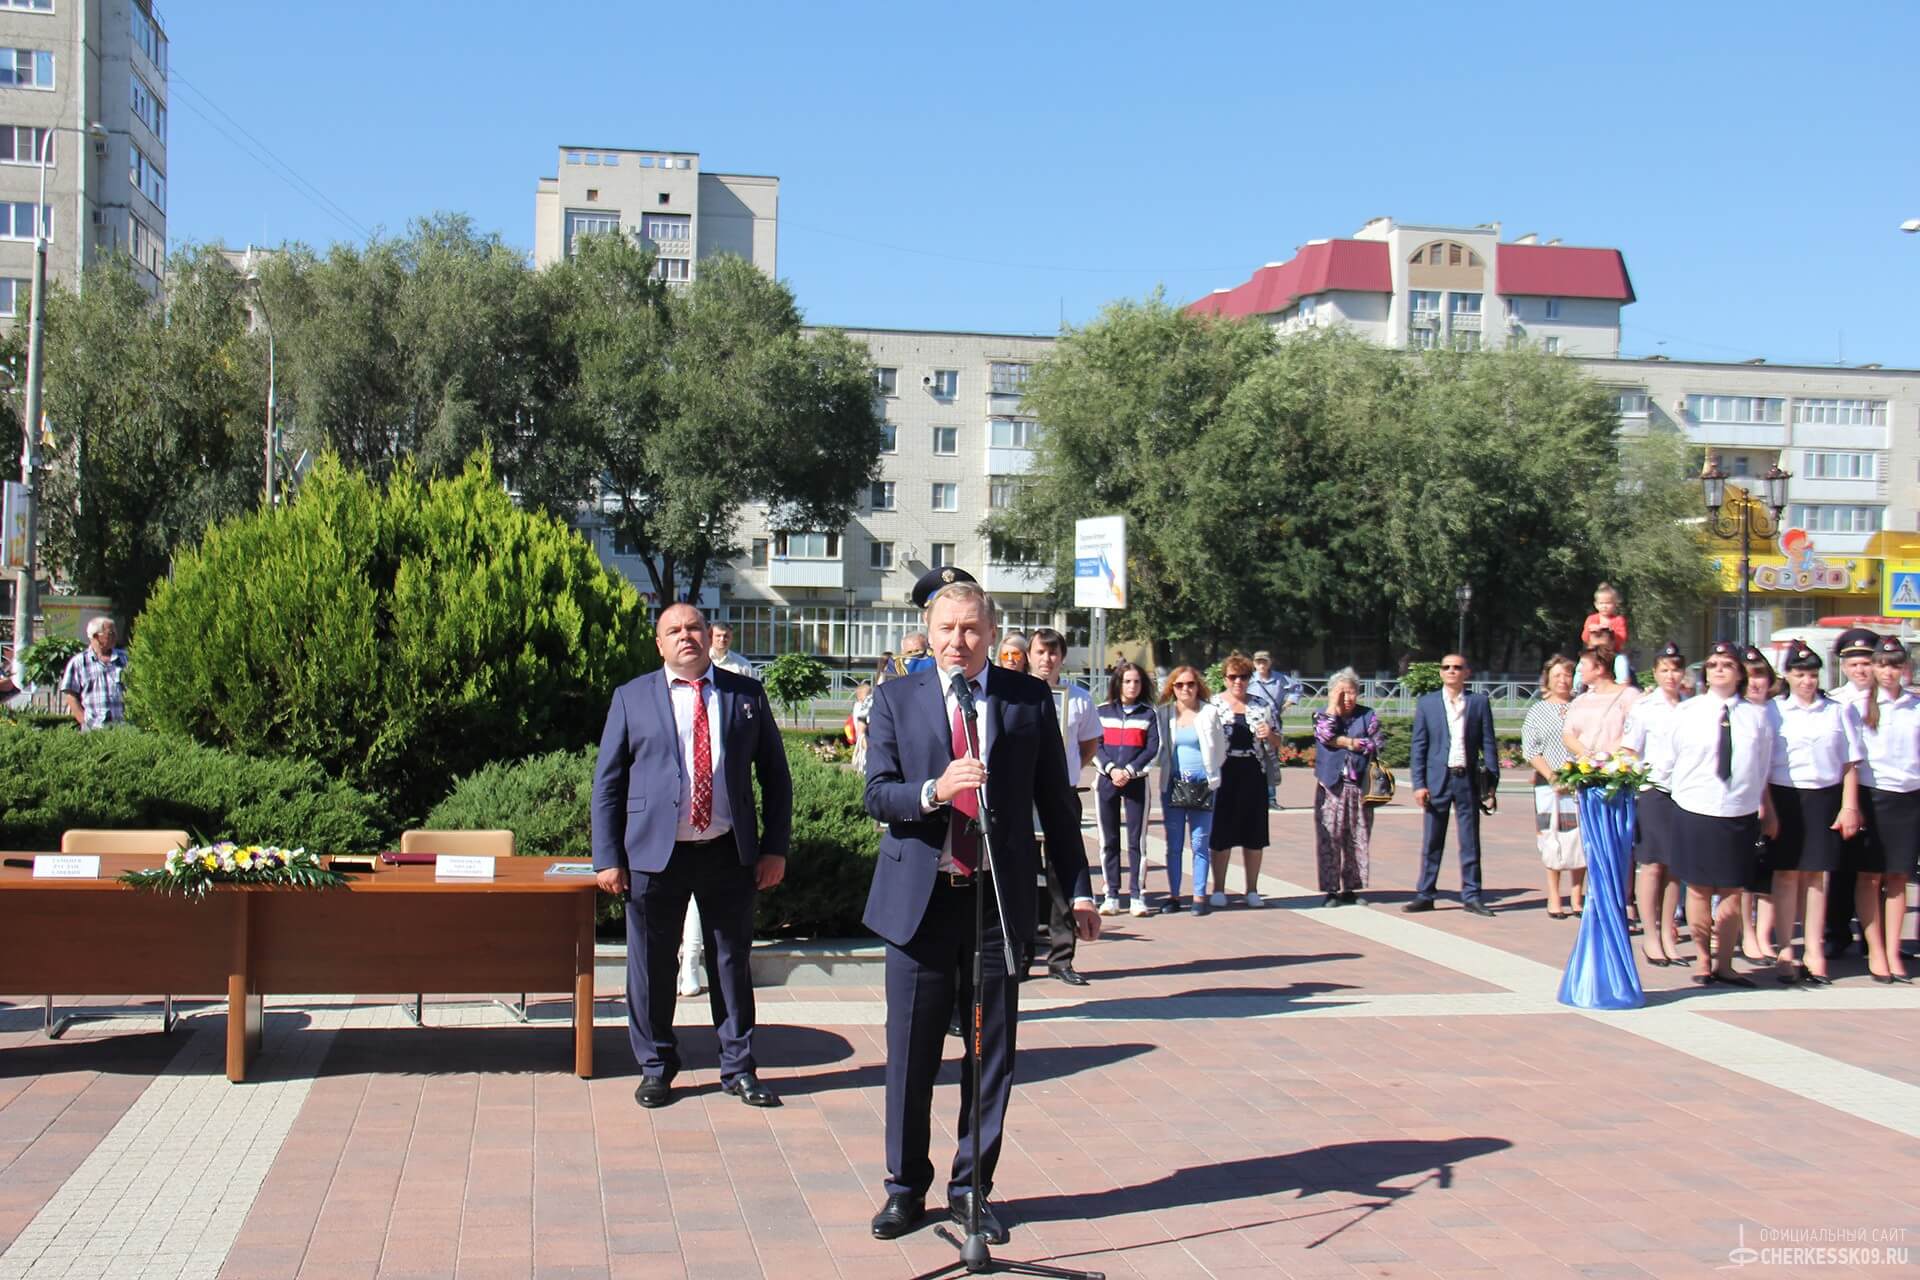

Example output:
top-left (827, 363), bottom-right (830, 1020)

top-left (689, 679), bottom-right (712, 831)
top-left (949, 691), bottom-right (978, 875)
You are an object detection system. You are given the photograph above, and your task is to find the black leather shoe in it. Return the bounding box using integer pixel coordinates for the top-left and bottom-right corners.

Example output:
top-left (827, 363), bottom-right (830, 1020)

top-left (948, 1191), bottom-right (1010, 1245)
top-left (1321, 894), bottom-right (1340, 908)
top-left (1337, 891), bottom-right (1359, 905)
top-left (1462, 900), bottom-right (1496, 917)
top-left (1401, 898), bottom-right (1435, 913)
top-left (721, 1073), bottom-right (781, 1108)
top-left (634, 1076), bottom-right (672, 1109)
top-left (1048, 966), bottom-right (1090, 987)
top-left (870, 1193), bottom-right (925, 1240)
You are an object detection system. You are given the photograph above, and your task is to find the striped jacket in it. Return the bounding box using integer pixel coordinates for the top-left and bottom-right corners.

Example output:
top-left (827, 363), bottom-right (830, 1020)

top-left (1094, 701), bottom-right (1160, 776)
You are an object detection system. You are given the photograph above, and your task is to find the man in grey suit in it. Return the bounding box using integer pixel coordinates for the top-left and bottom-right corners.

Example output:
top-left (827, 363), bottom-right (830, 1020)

top-left (592, 603), bottom-right (792, 1109)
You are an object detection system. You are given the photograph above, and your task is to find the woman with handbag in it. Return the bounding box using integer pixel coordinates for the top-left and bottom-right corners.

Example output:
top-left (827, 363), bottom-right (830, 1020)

top-left (1311, 668), bottom-right (1383, 907)
top-left (1209, 653), bottom-right (1279, 907)
top-left (1156, 666), bottom-right (1226, 916)
top-left (1524, 655), bottom-right (1584, 918)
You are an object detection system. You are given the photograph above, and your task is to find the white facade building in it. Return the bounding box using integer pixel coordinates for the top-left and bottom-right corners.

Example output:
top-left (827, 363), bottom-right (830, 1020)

top-left (532, 145), bottom-right (776, 281)
top-left (0, 0), bottom-right (169, 316)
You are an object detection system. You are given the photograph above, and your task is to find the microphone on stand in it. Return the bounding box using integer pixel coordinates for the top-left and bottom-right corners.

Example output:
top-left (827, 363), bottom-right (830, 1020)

top-left (950, 668), bottom-right (979, 729)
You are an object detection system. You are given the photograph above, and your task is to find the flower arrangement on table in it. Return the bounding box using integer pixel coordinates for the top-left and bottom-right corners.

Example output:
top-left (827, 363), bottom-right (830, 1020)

top-left (118, 843), bottom-right (348, 899)
top-left (1550, 749), bottom-right (1652, 802)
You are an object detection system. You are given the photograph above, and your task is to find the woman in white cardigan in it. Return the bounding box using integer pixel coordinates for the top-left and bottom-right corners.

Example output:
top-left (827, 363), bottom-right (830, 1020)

top-left (1155, 666), bottom-right (1227, 915)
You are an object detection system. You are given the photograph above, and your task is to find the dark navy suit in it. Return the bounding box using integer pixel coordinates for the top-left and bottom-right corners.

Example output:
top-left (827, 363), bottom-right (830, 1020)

top-left (862, 663), bottom-right (1091, 1202)
top-left (1408, 688), bottom-right (1498, 902)
top-left (591, 664), bottom-right (791, 1083)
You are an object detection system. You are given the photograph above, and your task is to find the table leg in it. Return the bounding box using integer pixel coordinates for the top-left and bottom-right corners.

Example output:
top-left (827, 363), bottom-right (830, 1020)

top-left (226, 895), bottom-right (261, 1082)
top-left (574, 892), bottom-right (594, 1078)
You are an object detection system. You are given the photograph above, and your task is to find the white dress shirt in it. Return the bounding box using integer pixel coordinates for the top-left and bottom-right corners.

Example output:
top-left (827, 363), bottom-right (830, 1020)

top-left (919, 667), bottom-right (992, 872)
top-left (1858, 690), bottom-right (1920, 793)
top-left (1623, 690), bottom-right (1685, 784)
top-left (1053, 680), bottom-right (1101, 789)
top-left (668, 665), bottom-right (732, 842)
top-left (1768, 693), bottom-right (1865, 789)
top-left (1669, 693), bottom-right (1774, 818)
top-left (1443, 690), bottom-right (1468, 769)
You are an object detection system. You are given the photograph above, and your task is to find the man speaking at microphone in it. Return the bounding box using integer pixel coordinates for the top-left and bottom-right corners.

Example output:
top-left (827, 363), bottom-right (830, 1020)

top-left (861, 568), bottom-right (1100, 1244)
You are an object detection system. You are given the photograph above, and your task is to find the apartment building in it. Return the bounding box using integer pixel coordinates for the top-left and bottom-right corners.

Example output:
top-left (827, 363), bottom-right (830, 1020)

top-left (0, 0), bottom-right (168, 317)
top-left (1190, 216), bottom-right (1634, 358)
top-left (532, 145), bottom-right (776, 280)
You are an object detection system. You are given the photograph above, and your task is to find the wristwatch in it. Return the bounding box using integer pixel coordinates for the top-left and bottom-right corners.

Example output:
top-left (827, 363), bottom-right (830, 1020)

top-left (921, 779), bottom-right (941, 813)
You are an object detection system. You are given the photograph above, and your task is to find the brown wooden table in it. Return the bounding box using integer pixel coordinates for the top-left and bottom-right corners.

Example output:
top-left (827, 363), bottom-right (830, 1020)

top-left (0, 855), bottom-right (600, 1082)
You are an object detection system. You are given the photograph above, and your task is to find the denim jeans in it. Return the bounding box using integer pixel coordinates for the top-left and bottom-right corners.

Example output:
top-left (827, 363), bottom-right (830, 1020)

top-left (1162, 799), bottom-right (1214, 901)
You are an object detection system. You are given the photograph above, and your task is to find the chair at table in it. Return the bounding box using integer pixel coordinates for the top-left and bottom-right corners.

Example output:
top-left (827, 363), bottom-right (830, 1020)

top-left (396, 828), bottom-right (518, 1026)
top-left (46, 828), bottom-right (192, 1038)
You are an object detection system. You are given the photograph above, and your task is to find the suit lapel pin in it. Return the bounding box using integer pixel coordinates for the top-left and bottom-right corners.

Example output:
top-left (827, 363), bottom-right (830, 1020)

top-left (742, 701), bottom-right (754, 720)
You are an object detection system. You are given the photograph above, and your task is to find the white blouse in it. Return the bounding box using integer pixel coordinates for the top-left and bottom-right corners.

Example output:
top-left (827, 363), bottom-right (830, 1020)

top-left (1623, 691), bottom-right (1686, 780)
top-left (1669, 693), bottom-right (1774, 818)
top-left (1767, 694), bottom-right (1864, 789)
top-left (1857, 690), bottom-right (1920, 794)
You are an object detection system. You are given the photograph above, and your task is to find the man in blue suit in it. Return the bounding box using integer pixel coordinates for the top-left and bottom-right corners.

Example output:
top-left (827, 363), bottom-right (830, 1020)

top-left (863, 569), bottom-right (1099, 1245)
top-left (592, 602), bottom-right (792, 1109)
top-left (1406, 652), bottom-right (1499, 916)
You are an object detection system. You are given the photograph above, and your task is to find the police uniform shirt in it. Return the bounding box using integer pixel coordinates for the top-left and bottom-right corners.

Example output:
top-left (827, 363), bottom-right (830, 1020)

top-left (1858, 690), bottom-right (1920, 794)
top-left (1623, 691), bottom-right (1686, 783)
top-left (1668, 693), bottom-right (1774, 817)
top-left (1767, 694), bottom-right (1864, 790)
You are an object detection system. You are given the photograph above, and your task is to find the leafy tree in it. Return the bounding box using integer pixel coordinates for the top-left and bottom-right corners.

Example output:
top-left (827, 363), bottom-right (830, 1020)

top-left (759, 652), bottom-right (831, 723)
top-left (0, 248), bottom-right (265, 620)
top-left (547, 244), bottom-right (884, 602)
top-left (126, 452), bottom-right (656, 819)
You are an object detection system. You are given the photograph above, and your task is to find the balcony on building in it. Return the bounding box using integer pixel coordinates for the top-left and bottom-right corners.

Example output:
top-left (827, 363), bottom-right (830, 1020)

top-left (1681, 394), bottom-right (1789, 449)
top-left (984, 417), bottom-right (1043, 476)
top-left (768, 531), bottom-right (845, 589)
top-left (984, 562), bottom-right (1054, 595)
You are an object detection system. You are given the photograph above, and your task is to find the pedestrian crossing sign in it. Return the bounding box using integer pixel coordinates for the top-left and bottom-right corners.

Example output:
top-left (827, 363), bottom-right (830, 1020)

top-left (1886, 566), bottom-right (1920, 616)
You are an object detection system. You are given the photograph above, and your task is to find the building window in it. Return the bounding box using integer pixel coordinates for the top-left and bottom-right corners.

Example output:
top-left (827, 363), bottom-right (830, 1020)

top-left (929, 369), bottom-right (958, 397)
top-left (931, 543), bottom-right (955, 568)
top-left (1687, 395), bottom-right (1785, 425)
top-left (658, 193), bottom-right (670, 206)
top-left (878, 423), bottom-right (897, 452)
top-left (0, 276), bottom-right (26, 317)
top-left (1, 1), bottom-right (54, 10)
top-left (989, 478), bottom-right (1028, 509)
top-left (1793, 398), bottom-right (1887, 427)
top-left (641, 213), bottom-right (690, 242)
top-left (1787, 504), bottom-right (1883, 534)
top-left (0, 202), bottom-right (48, 241)
top-left (774, 531), bottom-right (841, 559)
top-left (1409, 289), bottom-right (1441, 317)
top-left (1610, 389), bottom-right (1650, 416)
top-left (564, 209), bottom-right (621, 256)
top-left (1449, 292), bottom-right (1482, 315)
top-left (0, 126), bottom-right (49, 166)
top-left (989, 362), bottom-right (1031, 394)
top-left (1410, 327), bottom-right (1438, 350)
top-left (750, 538), bottom-right (768, 568)
top-left (989, 535), bottom-right (1041, 564)
top-left (873, 367), bottom-right (898, 396)
top-left (869, 480), bottom-right (895, 510)
top-left (931, 483), bottom-right (958, 512)
top-left (1413, 241), bottom-right (1484, 267)
top-left (129, 5), bottom-right (165, 72)
top-left (988, 418), bottom-right (1042, 449)
top-left (1803, 451), bottom-right (1875, 480)
top-left (128, 214), bottom-right (162, 275)
top-left (651, 256), bottom-right (690, 282)
top-left (1543, 337), bottom-right (1560, 355)
top-left (0, 49), bottom-right (53, 89)
top-left (932, 426), bottom-right (958, 455)
top-left (129, 72), bottom-right (165, 142)
top-left (1545, 297), bottom-right (1561, 319)
top-left (129, 144), bottom-right (164, 211)
top-left (869, 541), bottom-right (895, 571)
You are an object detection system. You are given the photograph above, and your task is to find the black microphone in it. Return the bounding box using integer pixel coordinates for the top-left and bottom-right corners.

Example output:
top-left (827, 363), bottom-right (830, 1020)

top-left (949, 668), bottom-right (979, 723)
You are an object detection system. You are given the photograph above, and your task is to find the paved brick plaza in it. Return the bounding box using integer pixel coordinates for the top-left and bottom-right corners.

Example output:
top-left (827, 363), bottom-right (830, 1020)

top-left (3, 772), bottom-right (1918, 1279)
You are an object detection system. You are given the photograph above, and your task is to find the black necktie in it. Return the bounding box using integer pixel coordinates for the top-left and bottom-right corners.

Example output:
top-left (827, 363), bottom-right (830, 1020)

top-left (1716, 704), bottom-right (1733, 782)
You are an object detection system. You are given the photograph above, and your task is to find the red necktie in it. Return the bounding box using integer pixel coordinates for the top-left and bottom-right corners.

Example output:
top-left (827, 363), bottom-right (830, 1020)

top-left (949, 689), bottom-right (979, 874)
top-left (688, 678), bottom-right (713, 831)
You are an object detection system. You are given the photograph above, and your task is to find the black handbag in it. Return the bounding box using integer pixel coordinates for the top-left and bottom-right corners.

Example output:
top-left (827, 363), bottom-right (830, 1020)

top-left (1169, 775), bottom-right (1214, 810)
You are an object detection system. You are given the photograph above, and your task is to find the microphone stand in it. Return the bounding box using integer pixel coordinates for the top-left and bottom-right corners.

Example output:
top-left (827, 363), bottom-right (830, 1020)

top-left (914, 670), bottom-right (1102, 1280)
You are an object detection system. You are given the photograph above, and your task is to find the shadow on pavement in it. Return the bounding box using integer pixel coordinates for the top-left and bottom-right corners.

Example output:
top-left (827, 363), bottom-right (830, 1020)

top-left (766, 1039), bottom-right (1156, 1099)
top-left (1088, 951), bottom-right (1362, 982)
top-left (1024, 980), bottom-right (1357, 1022)
top-left (1010, 1136), bottom-right (1514, 1223)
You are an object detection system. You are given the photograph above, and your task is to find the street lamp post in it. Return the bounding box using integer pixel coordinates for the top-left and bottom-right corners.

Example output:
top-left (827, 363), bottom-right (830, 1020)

top-left (242, 267), bottom-right (276, 505)
top-left (11, 121), bottom-right (107, 679)
top-left (1454, 583), bottom-right (1472, 657)
top-left (1701, 457), bottom-right (1791, 646)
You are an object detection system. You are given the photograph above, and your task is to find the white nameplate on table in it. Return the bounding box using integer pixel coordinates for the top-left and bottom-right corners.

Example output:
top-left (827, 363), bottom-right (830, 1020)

top-left (434, 855), bottom-right (496, 880)
top-left (33, 855), bottom-right (101, 879)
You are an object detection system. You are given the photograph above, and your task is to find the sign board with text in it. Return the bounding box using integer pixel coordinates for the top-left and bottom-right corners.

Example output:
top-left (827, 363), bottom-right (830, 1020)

top-left (1072, 516), bottom-right (1127, 610)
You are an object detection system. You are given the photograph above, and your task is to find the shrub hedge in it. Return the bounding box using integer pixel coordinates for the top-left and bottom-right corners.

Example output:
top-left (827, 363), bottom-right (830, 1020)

top-left (428, 739), bottom-right (879, 939)
top-left (0, 722), bottom-right (386, 852)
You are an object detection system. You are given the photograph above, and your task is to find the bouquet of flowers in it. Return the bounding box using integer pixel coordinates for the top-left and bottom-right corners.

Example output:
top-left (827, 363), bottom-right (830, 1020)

top-left (1551, 749), bottom-right (1652, 802)
top-left (118, 842), bottom-right (348, 899)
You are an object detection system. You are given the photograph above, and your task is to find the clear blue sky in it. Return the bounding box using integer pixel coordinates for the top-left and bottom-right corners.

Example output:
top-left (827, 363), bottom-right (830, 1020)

top-left (167, 1), bottom-right (1920, 365)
